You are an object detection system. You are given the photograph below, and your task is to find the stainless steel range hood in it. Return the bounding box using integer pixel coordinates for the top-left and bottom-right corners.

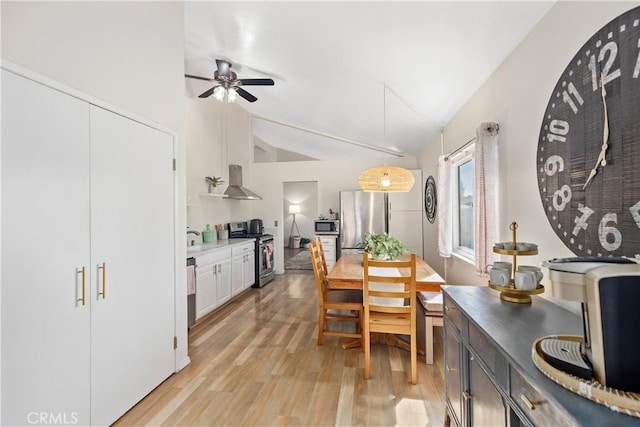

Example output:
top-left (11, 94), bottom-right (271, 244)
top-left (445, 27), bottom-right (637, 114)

top-left (223, 164), bottom-right (262, 200)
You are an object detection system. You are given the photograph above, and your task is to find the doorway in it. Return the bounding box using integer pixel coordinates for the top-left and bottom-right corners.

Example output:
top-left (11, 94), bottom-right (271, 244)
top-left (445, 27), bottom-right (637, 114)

top-left (283, 181), bottom-right (317, 270)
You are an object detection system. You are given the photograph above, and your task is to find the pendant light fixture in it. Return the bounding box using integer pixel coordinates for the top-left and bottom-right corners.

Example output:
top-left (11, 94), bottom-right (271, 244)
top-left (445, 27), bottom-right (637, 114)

top-left (358, 83), bottom-right (415, 192)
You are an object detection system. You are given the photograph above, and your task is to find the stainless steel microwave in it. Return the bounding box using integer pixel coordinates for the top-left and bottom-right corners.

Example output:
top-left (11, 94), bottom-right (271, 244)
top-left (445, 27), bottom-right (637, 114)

top-left (314, 220), bottom-right (339, 235)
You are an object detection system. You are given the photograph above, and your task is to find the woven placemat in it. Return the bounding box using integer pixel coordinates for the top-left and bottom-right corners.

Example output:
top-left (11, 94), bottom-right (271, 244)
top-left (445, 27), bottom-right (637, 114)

top-left (532, 335), bottom-right (640, 418)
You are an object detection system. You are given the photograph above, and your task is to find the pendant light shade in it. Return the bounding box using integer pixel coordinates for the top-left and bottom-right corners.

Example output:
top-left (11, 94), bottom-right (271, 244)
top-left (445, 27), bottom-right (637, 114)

top-left (359, 83), bottom-right (415, 193)
top-left (358, 165), bottom-right (415, 192)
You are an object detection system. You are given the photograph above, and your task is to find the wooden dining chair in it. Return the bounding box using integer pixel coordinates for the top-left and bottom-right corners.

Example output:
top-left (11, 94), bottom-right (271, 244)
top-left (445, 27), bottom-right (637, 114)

top-left (363, 252), bottom-right (418, 384)
top-left (314, 236), bottom-right (328, 276)
top-left (310, 240), bottom-right (363, 345)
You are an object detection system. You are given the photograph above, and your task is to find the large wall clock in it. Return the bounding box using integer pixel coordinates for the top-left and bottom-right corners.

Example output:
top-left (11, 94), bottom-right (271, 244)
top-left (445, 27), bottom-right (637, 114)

top-left (425, 175), bottom-right (437, 224)
top-left (537, 6), bottom-right (640, 257)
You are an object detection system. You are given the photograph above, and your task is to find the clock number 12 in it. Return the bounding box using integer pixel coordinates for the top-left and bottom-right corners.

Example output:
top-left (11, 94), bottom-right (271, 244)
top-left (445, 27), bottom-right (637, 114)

top-left (588, 41), bottom-right (621, 90)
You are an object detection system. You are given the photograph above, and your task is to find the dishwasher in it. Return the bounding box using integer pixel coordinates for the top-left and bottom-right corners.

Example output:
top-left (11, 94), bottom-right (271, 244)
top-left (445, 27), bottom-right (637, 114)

top-left (187, 257), bottom-right (196, 329)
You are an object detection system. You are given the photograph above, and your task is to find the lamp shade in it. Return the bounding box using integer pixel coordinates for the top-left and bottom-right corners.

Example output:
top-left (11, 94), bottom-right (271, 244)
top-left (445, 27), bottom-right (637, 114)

top-left (288, 204), bottom-right (301, 215)
top-left (358, 166), bottom-right (415, 192)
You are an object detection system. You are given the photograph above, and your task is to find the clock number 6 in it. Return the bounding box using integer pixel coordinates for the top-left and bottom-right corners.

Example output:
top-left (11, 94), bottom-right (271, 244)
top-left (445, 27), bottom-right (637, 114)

top-left (598, 213), bottom-right (622, 252)
top-left (553, 185), bottom-right (572, 211)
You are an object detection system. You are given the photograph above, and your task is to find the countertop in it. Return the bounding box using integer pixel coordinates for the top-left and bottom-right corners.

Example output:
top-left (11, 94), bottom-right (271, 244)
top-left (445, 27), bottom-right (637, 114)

top-left (187, 238), bottom-right (255, 257)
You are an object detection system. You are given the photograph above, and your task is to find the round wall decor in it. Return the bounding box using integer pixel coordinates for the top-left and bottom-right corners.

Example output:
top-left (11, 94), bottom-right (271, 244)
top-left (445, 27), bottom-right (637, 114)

top-left (425, 175), bottom-right (437, 224)
top-left (536, 7), bottom-right (640, 257)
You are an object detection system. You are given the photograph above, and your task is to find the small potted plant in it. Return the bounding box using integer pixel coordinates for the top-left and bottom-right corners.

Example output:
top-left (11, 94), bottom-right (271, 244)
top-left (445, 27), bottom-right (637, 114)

top-left (205, 176), bottom-right (224, 193)
top-left (362, 232), bottom-right (408, 260)
top-left (300, 237), bottom-right (312, 249)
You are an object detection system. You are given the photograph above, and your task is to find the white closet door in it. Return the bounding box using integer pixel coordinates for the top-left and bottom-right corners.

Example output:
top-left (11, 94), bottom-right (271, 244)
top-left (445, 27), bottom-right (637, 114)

top-left (1, 70), bottom-right (91, 425)
top-left (89, 106), bottom-right (175, 426)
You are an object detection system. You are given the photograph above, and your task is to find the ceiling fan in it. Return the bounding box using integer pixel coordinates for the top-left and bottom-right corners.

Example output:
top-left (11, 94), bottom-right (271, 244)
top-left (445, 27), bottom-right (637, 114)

top-left (185, 59), bottom-right (275, 103)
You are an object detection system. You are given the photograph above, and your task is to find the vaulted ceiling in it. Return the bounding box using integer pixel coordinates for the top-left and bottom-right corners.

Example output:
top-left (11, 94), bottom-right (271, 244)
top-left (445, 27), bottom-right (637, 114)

top-left (184, 1), bottom-right (555, 160)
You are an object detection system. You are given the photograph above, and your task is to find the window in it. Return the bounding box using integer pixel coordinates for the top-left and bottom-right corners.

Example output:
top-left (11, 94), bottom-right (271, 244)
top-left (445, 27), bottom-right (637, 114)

top-left (451, 148), bottom-right (474, 261)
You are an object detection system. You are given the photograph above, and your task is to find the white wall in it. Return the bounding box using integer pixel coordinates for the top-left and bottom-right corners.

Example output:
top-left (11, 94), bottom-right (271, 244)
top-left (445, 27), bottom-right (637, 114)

top-left (252, 156), bottom-right (418, 273)
top-left (185, 97), bottom-right (256, 235)
top-left (418, 2), bottom-right (636, 294)
top-left (1, 1), bottom-right (189, 370)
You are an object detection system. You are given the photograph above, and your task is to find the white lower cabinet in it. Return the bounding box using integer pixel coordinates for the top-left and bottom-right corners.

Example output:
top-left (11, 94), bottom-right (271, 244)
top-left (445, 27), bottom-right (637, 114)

top-left (195, 242), bottom-right (254, 319)
top-left (316, 235), bottom-right (337, 269)
top-left (195, 248), bottom-right (232, 319)
top-left (232, 242), bottom-right (255, 295)
top-left (1, 70), bottom-right (175, 426)
top-left (217, 258), bottom-right (232, 305)
top-left (195, 263), bottom-right (217, 318)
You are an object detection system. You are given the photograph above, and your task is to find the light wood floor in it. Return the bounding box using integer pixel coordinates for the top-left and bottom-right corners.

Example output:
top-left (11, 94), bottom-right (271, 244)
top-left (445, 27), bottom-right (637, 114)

top-left (114, 271), bottom-right (446, 426)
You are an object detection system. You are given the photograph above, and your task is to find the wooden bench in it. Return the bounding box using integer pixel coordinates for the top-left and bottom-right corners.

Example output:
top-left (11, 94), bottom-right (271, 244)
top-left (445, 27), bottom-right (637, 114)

top-left (416, 291), bottom-right (443, 364)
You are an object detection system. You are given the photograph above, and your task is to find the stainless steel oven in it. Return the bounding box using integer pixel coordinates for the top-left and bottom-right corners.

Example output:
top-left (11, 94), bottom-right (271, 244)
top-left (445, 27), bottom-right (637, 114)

top-left (256, 234), bottom-right (275, 288)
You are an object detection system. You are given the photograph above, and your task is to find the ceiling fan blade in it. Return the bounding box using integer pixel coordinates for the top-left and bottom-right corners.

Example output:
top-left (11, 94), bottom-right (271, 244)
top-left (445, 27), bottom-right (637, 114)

top-left (236, 87), bottom-right (257, 103)
top-left (198, 86), bottom-right (218, 98)
top-left (216, 59), bottom-right (232, 78)
top-left (185, 74), bottom-right (214, 82)
top-left (239, 78), bottom-right (275, 86)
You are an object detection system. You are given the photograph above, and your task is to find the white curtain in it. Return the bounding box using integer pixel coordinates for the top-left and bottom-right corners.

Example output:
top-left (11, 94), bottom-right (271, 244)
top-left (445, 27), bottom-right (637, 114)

top-left (437, 155), bottom-right (452, 258)
top-left (473, 122), bottom-right (499, 275)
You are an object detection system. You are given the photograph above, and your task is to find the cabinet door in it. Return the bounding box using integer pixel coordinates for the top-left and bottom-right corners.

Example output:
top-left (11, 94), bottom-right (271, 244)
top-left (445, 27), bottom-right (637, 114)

top-left (469, 355), bottom-right (506, 427)
top-left (244, 251), bottom-right (255, 289)
top-left (231, 255), bottom-right (244, 296)
top-left (445, 324), bottom-right (463, 427)
top-left (1, 70), bottom-right (92, 426)
top-left (195, 264), bottom-right (217, 319)
top-left (217, 258), bottom-right (232, 304)
top-left (388, 169), bottom-right (422, 211)
top-left (89, 106), bottom-right (175, 426)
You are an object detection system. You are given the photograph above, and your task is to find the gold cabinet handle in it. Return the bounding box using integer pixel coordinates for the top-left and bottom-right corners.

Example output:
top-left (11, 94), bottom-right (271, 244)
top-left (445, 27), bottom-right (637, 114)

top-left (98, 262), bottom-right (106, 299)
top-left (445, 305), bottom-right (455, 312)
top-left (77, 266), bottom-right (86, 306)
top-left (463, 391), bottom-right (472, 401)
top-left (520, 394), bottom-right (537, 411)
top-left (446, 365), bottom-right (455, 373)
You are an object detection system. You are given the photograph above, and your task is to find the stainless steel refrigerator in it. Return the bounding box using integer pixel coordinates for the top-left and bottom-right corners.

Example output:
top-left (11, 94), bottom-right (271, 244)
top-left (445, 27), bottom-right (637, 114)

top-left (339, 190), bottom-right (387, 254)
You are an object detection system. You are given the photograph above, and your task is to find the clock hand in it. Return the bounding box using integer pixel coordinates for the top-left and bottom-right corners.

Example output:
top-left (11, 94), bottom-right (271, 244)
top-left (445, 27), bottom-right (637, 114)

top-left (600, 81), bottom-right (609, 167)
top-left (583, 79), bottom-right (610, 190)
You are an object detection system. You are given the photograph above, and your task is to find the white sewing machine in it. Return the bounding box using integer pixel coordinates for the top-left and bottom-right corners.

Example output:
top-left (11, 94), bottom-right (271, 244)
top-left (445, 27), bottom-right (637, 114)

top-left (541, 257), bottom-right (640, 393)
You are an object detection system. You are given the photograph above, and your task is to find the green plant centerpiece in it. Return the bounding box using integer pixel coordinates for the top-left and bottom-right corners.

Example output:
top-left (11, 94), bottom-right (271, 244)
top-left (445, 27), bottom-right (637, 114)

top-left (362, 232), bottom-right (408, 260)
top-left (205, 176), bottom-right (224, 193)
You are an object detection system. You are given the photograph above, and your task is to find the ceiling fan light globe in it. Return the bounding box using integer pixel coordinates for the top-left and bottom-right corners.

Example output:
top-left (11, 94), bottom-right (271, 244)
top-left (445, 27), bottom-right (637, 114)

top-left (227, 88), bottom-right (238, 103)
top-left (213, 86), bottom-right (225, 101)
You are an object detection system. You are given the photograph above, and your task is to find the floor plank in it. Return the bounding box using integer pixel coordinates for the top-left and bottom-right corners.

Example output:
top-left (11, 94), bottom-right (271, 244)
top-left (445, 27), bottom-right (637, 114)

top-left (114, 270), bottom-right (446, 426)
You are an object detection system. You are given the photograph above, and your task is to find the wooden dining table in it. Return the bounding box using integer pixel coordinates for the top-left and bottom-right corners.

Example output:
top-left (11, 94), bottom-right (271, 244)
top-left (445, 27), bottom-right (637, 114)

top-left (326, 253), bottom-right (445, 350)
